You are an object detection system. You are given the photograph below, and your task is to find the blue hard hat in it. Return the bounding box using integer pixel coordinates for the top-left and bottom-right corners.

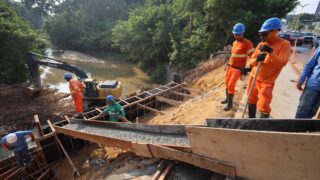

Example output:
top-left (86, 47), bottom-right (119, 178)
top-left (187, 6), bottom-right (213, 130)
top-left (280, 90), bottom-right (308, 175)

top-left (259, 17), bottom-right (282, 33)
top-left (106, 95), bottom-right (114, 101)
top-left (232, 23), bottom-right (245, 35)
top-left (64, 73), bottom-right (72, 80)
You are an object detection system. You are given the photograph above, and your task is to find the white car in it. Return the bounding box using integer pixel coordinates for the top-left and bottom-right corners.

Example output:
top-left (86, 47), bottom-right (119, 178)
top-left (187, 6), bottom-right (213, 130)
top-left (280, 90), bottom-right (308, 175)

top-left (303, 32), bottom-right (314, 44)
top-left (312, 36), bottom-right (320, 48)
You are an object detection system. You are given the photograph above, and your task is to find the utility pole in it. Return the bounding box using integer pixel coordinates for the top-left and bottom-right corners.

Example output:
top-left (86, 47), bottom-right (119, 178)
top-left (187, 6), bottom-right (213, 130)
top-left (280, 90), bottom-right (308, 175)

top-left (294, 3), bottom-right (308, 31)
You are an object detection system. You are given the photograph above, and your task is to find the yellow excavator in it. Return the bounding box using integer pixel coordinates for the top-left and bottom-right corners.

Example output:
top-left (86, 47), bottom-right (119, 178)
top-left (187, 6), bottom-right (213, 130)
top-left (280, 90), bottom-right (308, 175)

top-left (26, 52), bottom-right (122, 109)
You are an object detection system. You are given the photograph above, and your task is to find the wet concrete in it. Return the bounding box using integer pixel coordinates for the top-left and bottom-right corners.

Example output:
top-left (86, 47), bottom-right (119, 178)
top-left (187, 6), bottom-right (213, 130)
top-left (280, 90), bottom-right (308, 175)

top-left (63, 123), bottom-right (190, 146)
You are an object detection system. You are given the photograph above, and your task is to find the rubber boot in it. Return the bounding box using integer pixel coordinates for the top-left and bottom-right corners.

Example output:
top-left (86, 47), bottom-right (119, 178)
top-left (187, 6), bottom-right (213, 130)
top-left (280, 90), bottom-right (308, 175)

top-left (260, 112), bottom-right (270, 118)
top-left (221, 89), bottom-right (228, 104)
top-left (223, 94), bottom-right (234, 111)
top-left (248, 104), bottom-right (257, 118)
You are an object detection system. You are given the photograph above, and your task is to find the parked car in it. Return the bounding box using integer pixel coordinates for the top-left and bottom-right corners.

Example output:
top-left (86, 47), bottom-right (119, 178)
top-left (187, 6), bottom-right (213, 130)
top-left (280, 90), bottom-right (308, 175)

top-left (312, 36), bottom-right (320, 48)
top-left (303, 32), bottom-right (314, 44)
top-left (278, 32), bottom-right (290, 41)
top-left (289, 32), bottom-right (304, 46)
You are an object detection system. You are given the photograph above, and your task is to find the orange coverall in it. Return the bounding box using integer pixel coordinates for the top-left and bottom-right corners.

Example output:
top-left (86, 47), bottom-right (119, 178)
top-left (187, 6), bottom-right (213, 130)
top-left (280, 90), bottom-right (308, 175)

top-left (226, 38), bottom-right (254, 94)
top-left (69, 78), bottom-right (85, 113)
top-left (247, 36), bottom-right (291, 113)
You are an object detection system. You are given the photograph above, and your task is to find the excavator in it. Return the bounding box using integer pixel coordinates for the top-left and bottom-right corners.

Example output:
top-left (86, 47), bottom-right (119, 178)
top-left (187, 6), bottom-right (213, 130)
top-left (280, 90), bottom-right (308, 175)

top-left (26, 51), bottom-right (122, 109)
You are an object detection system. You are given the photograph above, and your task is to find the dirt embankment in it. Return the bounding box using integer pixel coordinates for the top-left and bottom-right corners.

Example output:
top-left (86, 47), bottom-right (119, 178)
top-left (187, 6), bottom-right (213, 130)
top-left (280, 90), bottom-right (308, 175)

top-left (142, 53), bottom-right (245, 125)
top-left (0, 84), bottom-right (75, 135)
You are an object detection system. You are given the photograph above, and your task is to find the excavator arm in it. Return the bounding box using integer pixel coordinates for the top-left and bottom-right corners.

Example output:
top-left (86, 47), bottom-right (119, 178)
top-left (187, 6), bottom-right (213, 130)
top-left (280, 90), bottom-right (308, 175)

top-left (27, 51), bottom-right (89, 87)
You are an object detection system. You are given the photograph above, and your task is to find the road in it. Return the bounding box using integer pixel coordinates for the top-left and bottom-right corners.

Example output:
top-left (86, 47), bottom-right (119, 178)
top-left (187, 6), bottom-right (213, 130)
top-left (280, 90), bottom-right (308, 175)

top-left (235, 45), bottom-right (313, 119)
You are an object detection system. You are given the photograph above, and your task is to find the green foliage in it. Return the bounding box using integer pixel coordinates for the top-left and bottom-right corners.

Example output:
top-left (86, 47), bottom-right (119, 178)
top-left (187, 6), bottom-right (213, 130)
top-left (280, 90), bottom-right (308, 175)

top-left (0, 1), bottom-right (45, 84)
top-left (287, 13), bottom-right (320, 31)
top-left (45, 0), bottom-right (144, 51)
top-left (5, 0), bottom-right (47, 29)
top-left (151, 64), bottom-right (167, 84)
top-left (113, 0), bottom-right (298, 72)
top-left (112, 4), bottom-right (174, 70)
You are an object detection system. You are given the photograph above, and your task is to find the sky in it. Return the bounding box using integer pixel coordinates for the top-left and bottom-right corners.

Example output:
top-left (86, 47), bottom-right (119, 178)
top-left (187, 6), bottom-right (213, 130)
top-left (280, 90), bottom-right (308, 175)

top-left (291, 0), bottom-right (320, 14)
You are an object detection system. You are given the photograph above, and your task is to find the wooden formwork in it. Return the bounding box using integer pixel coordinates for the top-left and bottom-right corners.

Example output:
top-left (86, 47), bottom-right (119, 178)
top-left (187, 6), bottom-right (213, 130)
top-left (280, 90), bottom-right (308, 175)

top-left (83, 82), bottom-right (196, 121)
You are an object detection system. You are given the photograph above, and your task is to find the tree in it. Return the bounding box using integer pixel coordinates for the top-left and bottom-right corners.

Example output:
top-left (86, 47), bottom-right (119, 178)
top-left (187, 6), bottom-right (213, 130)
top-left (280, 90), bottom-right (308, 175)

top-left (113, 0), bottom-right (298, 73)
top-left (0, 1), bottom-right (45, 83)
top-left (45, 0), bottom-right (144, 51)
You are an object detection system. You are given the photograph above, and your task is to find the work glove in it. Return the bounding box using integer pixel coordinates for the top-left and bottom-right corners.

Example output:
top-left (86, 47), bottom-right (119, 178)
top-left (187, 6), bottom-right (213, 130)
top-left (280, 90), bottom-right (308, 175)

top-left (259, 45), bottom-right (273, 53)
top-left (296, 83), bottom-right (303, 91)
top-left (256, 53), bottom-right (267, 62)
top-left (241, 68), bottom-right (251, 76)
top-left (2, 143), bottom-right (9, 150)
top-left (30, 133), bottom-right (35, 142)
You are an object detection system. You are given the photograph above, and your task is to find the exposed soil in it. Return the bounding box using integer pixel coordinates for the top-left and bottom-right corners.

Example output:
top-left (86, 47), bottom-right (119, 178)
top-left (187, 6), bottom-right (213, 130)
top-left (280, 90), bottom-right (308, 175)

top-left (141, 54), bottom-right (244, 125)
top-left (0, 84), bottom-right (75, 135)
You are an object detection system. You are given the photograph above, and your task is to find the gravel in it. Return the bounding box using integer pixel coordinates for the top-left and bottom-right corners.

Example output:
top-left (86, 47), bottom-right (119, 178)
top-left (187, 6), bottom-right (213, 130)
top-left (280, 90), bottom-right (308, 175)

top-left (63, 123), bottom-right (190, 147)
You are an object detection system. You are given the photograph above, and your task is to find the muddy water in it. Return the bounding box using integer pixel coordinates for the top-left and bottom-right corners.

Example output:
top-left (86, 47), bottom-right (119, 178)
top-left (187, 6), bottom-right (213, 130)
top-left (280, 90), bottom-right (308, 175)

top-left (41, 50), bottom-right (152, 96)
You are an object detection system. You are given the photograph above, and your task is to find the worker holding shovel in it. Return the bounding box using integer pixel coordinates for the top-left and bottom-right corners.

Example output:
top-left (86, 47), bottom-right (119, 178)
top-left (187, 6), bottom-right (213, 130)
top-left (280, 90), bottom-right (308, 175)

top-left (89, 95), bottom-right (131, 123)
top-left (246, 17), bottom-right (291, 118)
top-left (221, 23), bottom-right (254, 111)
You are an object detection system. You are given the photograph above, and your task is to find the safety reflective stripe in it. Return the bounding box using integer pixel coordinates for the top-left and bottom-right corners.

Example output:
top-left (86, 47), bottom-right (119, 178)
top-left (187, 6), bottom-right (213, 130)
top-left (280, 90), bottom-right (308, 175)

top-left (231, 54), bottom-right (247, 58)
top-left (247, 48), bottom-right (255, 54)
top-left (71, 82), bottom-right (80, 91)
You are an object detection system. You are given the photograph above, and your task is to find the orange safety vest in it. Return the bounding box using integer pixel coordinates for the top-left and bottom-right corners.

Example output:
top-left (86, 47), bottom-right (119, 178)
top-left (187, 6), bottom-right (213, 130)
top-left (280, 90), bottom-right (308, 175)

top-left (229, 38), bottom-right (254, 68)
top-left (69, 78), bottom-right (84, 95)
top-left (249, 37), bottom-right (291, 83)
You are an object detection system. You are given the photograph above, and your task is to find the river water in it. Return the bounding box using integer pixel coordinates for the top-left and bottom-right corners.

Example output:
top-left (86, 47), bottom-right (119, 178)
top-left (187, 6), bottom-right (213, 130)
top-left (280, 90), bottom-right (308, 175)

top-left (0, 50), bottom-right (151, 161)
top-left (40, 49), bottom-right (152, 96)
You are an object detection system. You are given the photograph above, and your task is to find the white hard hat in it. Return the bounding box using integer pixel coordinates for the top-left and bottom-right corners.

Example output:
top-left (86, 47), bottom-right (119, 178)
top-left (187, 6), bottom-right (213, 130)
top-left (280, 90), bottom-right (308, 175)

top-left (6, 133), bottom-right (17, 144)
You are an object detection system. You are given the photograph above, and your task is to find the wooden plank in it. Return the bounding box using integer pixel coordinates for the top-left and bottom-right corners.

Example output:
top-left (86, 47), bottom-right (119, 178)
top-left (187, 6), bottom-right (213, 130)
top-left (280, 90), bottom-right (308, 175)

top-left (131, 143), bottom-right (152, 157)
top-left (186, 126), bottom-right (320, 180)
top-left (95, 108), bottom-right (102, 113)
top-left (36, 168), bottom-right (50, 180)
top-left (47, 120), bottom-right (56, 133)
top-left (170, 91), bottom-right (194, 98)
top-left (54, 125), bottom-right (132, 151)
top-left (151, 160), bottom-right (166, 180)
top-left (47, 120), bottom-right (80, 177)
top-left (137, 103), bottom-right (167, 115)
top-left (4, 168), bottom-right (22, 180)
top-left (156, 96), bottom-right (182, 106)
top-left (147, 144), bottom-right (235, 177)
top-left (119, 98), bottom-right (129, 104)
top-left (64, 116), bottom-right (71, 123)
top-left (159, 162), bottom-right (174, 180)
top-left (34, 115), bottom-right (44, 137)
top-left (84, 83), bottom-right (183, 115)
top-left (0, 167), bottom-right (19, 180)
top-left (135, 96), bottom-right (142, 100)
top-left (206, 119), bottom-right (320, 132)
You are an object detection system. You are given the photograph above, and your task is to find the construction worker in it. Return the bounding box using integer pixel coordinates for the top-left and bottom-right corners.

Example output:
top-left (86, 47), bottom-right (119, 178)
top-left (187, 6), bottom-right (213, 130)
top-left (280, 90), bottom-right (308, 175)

top-left (1, 131), bottom-right (35, 167)
top-left (247, 17), bottom-right (291, 118)
top-left (221, 23), bottom-right (254, 111)
top-left (88, 95), bottom-right (130, 122)
top-left (295, 47), bottom-right (320, 118)
top-left (64, 73), bottom-right (85, 113)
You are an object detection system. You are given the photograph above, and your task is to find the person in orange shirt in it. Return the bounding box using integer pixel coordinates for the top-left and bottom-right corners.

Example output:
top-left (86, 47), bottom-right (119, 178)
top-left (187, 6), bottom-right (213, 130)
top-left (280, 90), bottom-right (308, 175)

top-left (64, 73), bottom-right (85, 113)
top-left (247, 17), bottom-right (291, 118)
top-left (221, 23), bottom-right (254, 111)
